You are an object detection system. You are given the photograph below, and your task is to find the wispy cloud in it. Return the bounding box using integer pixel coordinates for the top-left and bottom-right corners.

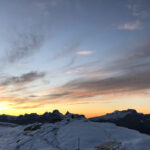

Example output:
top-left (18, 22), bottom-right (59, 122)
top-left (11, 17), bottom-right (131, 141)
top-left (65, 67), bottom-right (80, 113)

top-left (5, 31), bottom-right (44, 63)
top-left (13, 103), bottom-right (45, 109)
top-left (66, 67), bottom-right (85, 74)
top-left (118, 21), bottom-right (142, 30)
top-left (1, 71), bottom-right (46, 86)
top-left (50, 0), bottom-right (62, 6)
top-left (76, 50), bottom-right (93, 55)
top-left (34, 0), bottom-right (62, 10)
top-left (52, 40), bottom-right (80, 60)
top-left (127, 1), bottom-right (150, 18)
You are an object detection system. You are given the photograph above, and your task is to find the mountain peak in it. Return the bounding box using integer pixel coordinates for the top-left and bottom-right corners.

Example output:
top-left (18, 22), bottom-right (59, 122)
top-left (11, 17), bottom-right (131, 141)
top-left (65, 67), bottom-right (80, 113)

top-left (95, 109), bottom-right (137, 120)
top-left (90, 109), bottom-right (150, 135)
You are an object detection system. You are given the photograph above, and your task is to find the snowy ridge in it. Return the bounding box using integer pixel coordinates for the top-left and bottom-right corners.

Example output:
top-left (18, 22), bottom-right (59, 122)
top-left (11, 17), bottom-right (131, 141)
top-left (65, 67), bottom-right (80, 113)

top-left (90, 109), bottom-right (150, 135)
top-left (91, 109), bottom-right (137, 121)
top-left (0, 122), bottom-right (17, 127)
top-left (0, 117), bottom-right (150, 150)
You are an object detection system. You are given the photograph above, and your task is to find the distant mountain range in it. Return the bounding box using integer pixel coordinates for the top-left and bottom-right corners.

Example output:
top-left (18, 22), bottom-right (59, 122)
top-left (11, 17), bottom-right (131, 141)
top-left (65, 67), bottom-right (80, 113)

top-left (0, 109), bottom-right (150, 136)
top-left (90, 109), bottom-right (150, 135)
top-left (0, 110), bottom-right (84, 125)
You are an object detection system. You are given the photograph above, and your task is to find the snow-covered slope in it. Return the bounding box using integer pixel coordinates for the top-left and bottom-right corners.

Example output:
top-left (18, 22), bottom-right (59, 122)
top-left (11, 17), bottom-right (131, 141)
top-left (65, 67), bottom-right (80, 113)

top-left (0, 118), bottom-right (150, 150)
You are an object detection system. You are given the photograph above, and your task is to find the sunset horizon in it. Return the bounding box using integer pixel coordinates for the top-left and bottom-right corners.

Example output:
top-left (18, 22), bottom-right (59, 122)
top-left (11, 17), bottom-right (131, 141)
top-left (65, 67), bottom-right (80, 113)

top-left (0, 0), bottom-right (150, 119)
top-left (0, 1), bottom-right (150, 149)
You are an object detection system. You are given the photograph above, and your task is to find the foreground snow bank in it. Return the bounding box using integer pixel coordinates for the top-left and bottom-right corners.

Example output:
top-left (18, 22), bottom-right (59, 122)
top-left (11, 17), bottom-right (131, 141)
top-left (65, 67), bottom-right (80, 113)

top-left (0, 119), bottom-right (150, 150)
top-left (58, 120), bottom-right (150, 150)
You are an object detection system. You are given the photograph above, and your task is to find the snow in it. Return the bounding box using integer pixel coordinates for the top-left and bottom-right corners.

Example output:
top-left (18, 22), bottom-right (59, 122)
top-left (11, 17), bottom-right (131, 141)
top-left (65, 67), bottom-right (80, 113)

top-left (91, 109), bottom-right (137, 120)
top-left (0, 122), bottom-right (17, 127)
top-left (0, 118), bottom-right (150, 150)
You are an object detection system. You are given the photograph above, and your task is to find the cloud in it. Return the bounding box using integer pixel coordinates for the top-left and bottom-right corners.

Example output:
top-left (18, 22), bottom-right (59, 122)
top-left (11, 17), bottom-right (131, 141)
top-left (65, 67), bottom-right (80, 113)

top-left (76, 50), bottom-right (93, 55)
top-left (47, 70), bottom-right (150, 100)
top-left (13, 103), bottom-right (44, 109)
top-left (51, 41), bottom-right (93, 69)
top-left (118, 21), bottom-right (142, 30)
top-left (47, 90), bottom-right (96, 99)
top-left (6, 31), bottom-right (44, 63)
top-left (66, 67), bottom-right (85, 74)
top-left (1, 71), bottom-right (46, 86)
top-left (1, 39), bottom-right (149, 107)
top-left (52, 40), bottom-right (80, 60)
top-left (127, 0), bottom-right (150, 18)
top-left (47, 91), bottom-right (72, 99)
top-left (34, 2), bottom-right (47, 10)
top-left (50, 0), bottom-right (62, 6)
top-left (63, 55), bottom-right (77, 69)
top-left (48, 41), bottom-right (150, 99)
top-left (64, 71), bottom-right (150, 93)
top-left (109, 41), bottom-right (150, 73)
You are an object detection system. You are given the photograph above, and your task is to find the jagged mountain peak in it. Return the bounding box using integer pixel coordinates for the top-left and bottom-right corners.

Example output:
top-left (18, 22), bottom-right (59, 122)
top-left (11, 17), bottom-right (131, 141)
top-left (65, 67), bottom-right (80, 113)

top-left (0, 110), bottom-right (85, 125)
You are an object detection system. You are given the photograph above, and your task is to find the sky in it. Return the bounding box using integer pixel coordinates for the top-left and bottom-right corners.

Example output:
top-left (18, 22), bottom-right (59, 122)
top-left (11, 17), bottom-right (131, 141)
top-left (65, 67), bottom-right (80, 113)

top-left (0, 0), bottom-right (150, 117)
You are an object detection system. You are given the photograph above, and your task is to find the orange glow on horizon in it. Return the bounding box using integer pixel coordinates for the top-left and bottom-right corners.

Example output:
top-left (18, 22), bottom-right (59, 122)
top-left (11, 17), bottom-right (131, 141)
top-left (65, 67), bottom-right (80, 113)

top-left (0, 92), bottom-right (150, 118)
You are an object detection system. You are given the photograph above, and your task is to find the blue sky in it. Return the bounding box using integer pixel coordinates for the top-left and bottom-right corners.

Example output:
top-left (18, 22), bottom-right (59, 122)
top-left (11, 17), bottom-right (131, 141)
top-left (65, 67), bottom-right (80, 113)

top-left (0, 0), bottom-right (150, 116)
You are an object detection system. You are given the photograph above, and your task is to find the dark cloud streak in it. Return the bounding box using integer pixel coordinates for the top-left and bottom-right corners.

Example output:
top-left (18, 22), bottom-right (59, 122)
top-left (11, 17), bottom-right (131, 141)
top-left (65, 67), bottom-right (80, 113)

top-left (63, 71), bottom-right (150, 92)
top-left (1, 71), bottom-right (46, 86)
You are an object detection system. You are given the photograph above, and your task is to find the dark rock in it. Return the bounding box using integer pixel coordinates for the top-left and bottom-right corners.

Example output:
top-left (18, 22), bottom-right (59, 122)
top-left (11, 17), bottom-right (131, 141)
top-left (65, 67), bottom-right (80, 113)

top-left (0, 110), bottom-right (84, 125)
top-left (24, 124), bottom-right (41, 131)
